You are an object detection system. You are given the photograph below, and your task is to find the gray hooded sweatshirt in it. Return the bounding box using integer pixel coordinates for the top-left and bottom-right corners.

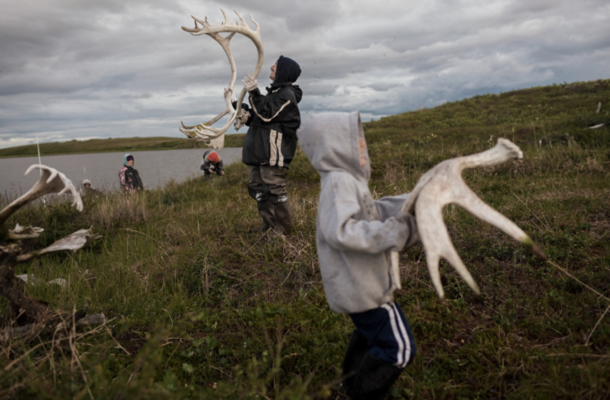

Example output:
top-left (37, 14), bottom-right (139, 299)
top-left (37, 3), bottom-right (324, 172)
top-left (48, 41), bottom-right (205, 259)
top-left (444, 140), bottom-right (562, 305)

top-left (298, 111), bottom-right (412, 314)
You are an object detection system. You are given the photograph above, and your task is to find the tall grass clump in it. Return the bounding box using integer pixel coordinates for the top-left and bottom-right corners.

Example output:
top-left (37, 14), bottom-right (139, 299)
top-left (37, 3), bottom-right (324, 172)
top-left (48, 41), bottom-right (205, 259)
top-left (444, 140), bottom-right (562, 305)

top-left (1, 79), bottom-right (609, 399)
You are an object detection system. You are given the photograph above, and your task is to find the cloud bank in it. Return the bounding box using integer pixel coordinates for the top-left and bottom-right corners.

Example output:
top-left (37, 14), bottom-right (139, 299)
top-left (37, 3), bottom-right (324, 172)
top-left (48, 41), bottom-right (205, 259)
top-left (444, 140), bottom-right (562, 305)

top-left (0, 0), bottom-right (608, 148)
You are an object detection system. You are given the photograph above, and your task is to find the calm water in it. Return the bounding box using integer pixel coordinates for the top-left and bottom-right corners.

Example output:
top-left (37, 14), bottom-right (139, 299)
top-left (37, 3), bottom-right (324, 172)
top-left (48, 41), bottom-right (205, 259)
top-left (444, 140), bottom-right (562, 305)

top-left (0, 148), bottom-right (242, 198)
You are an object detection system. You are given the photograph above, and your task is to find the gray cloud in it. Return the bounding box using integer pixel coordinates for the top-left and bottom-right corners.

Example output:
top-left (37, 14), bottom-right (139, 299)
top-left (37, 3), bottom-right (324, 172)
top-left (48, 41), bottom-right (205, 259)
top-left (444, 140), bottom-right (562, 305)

top-left (0, 0), bottom-right (608, 148)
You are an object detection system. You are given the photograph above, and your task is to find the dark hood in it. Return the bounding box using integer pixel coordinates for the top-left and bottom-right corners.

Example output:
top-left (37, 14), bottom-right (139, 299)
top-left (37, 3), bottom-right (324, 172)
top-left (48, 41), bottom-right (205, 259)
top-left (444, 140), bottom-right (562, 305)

top-left (274, 55), bottom-right (301, 85)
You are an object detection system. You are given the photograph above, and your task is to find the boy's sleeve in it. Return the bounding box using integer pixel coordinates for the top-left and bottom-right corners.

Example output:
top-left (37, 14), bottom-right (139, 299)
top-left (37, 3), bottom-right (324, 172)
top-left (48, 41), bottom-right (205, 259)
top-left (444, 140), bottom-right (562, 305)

top-left (374, 194), bottom-right (410, 221)
top-left (319, 175), bottom-right (410, 254)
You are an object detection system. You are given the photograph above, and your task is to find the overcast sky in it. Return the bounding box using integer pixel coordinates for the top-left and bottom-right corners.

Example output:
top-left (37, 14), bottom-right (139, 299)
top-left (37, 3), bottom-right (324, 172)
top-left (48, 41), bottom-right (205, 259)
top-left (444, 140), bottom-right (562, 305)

top-left (0, 0), bottom-right (608, 149)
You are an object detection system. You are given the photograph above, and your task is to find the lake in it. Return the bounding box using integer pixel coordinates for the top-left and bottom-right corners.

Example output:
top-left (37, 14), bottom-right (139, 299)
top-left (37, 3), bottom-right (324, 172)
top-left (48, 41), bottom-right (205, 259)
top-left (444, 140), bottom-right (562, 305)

top-left (0, 148), bottom-right (243, 198)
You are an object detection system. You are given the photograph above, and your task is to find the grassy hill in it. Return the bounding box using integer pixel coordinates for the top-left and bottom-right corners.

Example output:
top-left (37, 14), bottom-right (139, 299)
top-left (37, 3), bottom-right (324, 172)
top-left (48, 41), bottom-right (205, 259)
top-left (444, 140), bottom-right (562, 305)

top-left (1, 79), bottom-right (609, 399)
top-left (0, 134), bottom-right (246, 158)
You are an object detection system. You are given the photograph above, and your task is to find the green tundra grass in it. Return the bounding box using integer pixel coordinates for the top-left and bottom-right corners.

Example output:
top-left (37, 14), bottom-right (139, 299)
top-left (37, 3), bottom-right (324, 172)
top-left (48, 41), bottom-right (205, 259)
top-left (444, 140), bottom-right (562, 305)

top-left (1, 79), bottom-right (609, 399)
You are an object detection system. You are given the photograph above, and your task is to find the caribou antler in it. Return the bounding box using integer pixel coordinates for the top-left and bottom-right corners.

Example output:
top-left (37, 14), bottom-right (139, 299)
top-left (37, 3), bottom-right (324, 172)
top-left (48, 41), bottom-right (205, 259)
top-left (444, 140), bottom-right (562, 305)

top-left (0, 165), bottom-right (83, 228)
top-left (391, 139), bottom-right (546, 298)
top-left (180, 9), bottom-right (264, 149)
top-left (16, 228), bottom-right (101, 262)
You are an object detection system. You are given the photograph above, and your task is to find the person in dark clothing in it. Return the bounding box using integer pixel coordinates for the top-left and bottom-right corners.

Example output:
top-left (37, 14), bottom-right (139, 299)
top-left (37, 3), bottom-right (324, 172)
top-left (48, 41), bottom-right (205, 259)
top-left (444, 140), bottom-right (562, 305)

top-left (240, 55), bottom-right (303, 235)
top-left (119, 154), bottom-right (144, 192)
top-left (200, 150), bottom-right (225, 180)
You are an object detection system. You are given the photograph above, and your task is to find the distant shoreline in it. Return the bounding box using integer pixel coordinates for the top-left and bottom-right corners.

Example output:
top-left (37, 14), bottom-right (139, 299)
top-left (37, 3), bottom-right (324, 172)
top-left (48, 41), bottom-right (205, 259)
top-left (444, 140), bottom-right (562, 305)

top-left (0, 135), bottom-right (245, 159)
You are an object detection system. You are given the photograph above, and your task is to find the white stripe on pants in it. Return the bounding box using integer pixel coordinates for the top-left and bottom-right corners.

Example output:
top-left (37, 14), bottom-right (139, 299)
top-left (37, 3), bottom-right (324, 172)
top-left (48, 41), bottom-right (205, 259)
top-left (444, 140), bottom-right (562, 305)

top-left (381, 303), bottom-right (412, 368)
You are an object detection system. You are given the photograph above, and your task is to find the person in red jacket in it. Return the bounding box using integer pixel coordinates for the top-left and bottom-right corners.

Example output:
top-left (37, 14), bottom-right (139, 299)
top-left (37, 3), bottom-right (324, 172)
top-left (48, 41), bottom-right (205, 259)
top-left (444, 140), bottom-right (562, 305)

top-left (200, 150), bottom-right (224, 181)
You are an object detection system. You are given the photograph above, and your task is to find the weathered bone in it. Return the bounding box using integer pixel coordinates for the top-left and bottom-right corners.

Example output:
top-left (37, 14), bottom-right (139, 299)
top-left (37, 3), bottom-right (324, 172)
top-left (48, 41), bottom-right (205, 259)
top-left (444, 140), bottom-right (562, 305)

top-left (179, 9), bottom-right (264, 149)
top-left (0, 165), bottom-right (83, 227)
top-left (7, 224), bottom-right (44, 240)
top-left (16, 229), bottom-right (100, 262)
top-left (393, 139), bottom-right (546, 298)
top-left (15, 274), bottom-right (68, 289)
top-left (0, 165), bottom-right (93, 330)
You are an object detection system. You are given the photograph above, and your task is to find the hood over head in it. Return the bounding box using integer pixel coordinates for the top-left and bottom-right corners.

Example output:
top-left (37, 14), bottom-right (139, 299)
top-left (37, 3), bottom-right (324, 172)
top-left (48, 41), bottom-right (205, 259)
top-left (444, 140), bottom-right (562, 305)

top-left (298, 111), bottom-right (370, 182)
top-left (123, 153), bottom-right (134, 167)
top-left (274, 55), bottom-right (301, 85)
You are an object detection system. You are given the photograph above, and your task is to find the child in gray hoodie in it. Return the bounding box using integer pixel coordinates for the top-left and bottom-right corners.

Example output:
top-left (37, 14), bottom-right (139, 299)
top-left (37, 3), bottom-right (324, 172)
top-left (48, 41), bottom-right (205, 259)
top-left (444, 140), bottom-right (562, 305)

top-left (299, 112), bottom-right (418, 399)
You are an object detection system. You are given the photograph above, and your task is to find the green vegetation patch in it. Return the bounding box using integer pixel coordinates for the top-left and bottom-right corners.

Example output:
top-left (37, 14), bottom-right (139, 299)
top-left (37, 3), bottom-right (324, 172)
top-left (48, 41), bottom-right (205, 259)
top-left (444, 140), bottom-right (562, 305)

top-left (1, 80), bottom-right (609, 398)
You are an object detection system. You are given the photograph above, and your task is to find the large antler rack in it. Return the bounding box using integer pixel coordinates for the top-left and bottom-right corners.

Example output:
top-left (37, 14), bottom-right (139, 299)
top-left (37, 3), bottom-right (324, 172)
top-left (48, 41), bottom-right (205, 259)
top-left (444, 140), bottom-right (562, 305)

top-left (180, 9), bottom-right (264, 149)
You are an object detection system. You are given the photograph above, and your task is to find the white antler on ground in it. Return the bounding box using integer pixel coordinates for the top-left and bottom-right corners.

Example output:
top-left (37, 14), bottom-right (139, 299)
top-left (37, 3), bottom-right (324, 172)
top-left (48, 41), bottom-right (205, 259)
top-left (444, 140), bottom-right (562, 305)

top-left (180, 9), bottom-right (264, 149)
top-left (16, 228), bottom-right (100, 262)
top-left (393, 139), bottom-right (546, 298)
top-left (0, 165), bottom-right (83, 227)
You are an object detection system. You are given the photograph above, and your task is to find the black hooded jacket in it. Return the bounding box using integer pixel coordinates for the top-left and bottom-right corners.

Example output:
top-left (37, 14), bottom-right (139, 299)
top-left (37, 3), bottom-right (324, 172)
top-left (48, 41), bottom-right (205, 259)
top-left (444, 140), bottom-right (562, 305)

top-left (242, 56), bottom-right (302, 168)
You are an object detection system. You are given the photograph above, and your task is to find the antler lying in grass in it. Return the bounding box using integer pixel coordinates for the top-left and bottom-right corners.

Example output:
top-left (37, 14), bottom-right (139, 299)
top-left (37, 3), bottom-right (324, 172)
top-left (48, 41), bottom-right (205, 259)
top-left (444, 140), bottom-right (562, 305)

top-left (16, 228), bottom-right (101, 262)
top-left (0, 165), bottom-right (83, 229)
top-left (0, 165), bottom-right (95, 326)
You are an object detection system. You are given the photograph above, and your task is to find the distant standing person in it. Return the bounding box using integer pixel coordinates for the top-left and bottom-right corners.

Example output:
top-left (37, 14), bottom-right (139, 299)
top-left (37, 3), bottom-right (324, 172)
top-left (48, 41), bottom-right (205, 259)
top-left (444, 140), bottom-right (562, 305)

top-left (200, 150), bottom-right (224, 181)
top-left (240, 55), bottom-right (302, 235)
top-left (119, 154), bottom-right (143, 192)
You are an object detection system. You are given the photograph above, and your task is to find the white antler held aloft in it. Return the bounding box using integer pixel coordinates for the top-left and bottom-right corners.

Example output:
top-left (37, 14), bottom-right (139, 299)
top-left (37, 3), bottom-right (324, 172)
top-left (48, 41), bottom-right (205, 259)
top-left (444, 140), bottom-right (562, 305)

top-left (0, 165), bottom-right (83, 227)
top-left (392, 139), bottom-right (546, 298)
top-left (180, 9), bottom-right (264, 149)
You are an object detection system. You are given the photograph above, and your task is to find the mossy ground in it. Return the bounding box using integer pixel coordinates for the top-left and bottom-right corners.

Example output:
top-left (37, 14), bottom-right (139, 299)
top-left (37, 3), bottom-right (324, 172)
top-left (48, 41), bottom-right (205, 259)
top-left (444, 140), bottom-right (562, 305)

top-left (1, 80), bottom-right (609, 399)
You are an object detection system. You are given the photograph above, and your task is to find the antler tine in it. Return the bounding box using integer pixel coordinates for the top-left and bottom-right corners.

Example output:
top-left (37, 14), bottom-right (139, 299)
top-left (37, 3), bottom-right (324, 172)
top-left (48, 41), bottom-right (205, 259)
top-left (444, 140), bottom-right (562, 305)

top-left (181, 121), bottom-right (196, 130)
top-left (220, 8), bottom-right (230, 25)
top-left (234, 10), bottom-right (247, 26)
top-left (249, 12), bottom-right (260, 31)
top-left (182, 16), bottom-right (204, 34)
